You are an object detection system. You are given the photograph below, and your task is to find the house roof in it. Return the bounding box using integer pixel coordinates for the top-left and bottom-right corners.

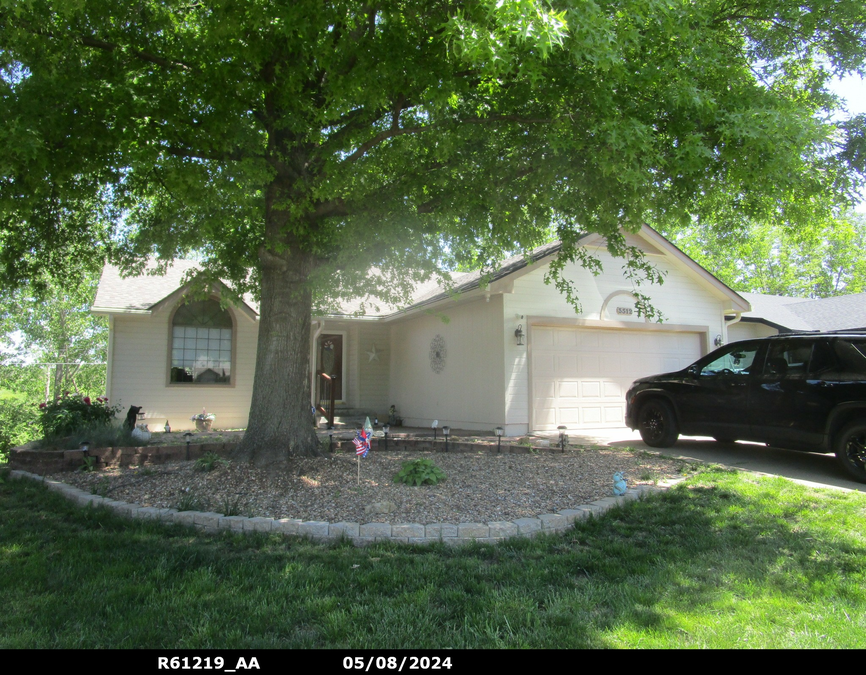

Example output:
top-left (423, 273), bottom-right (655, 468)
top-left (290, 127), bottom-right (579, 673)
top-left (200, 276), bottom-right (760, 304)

top-left (92, 226), bottom-right (750, 319)
top-left (92, 260), bottom-right (259, 317)
top-left (737, 291), bottom-right (866, 332)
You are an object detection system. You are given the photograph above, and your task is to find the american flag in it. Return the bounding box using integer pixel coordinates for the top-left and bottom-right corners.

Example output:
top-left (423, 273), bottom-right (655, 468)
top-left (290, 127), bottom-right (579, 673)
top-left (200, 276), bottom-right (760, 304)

top-left (353, 429), bottom-right (370, 457)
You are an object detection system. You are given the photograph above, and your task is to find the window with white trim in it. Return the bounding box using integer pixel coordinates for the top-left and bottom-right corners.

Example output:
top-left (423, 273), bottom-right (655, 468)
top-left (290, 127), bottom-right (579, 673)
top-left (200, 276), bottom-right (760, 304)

top-left (170, 299), bottom-right (233, 384)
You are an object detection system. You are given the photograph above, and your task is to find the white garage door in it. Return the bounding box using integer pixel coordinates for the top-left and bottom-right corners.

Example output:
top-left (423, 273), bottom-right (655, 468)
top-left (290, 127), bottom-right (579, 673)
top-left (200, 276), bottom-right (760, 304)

top-left (531, 326), bottom-right (703, 430)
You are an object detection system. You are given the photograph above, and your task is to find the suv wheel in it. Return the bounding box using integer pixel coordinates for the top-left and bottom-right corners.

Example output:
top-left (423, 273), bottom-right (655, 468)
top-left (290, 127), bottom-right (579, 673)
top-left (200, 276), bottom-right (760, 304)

top-left (835, 421), bottom-right (866, 483)
top-left (638, 399), bottom-right (679, 448)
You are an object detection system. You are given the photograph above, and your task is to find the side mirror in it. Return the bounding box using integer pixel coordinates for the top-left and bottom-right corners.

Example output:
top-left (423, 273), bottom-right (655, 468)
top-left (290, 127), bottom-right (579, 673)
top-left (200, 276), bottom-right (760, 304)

top-left (687, 365), bottom-right (701, 378)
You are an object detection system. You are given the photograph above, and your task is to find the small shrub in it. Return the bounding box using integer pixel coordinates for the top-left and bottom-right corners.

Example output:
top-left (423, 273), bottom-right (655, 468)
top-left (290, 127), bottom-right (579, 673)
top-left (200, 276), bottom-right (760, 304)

top-left (91, 477), bottom-right (111, 497)
top-left (195, 452), bottom-right (228, 472)
top-left (79, 455), bottom-right (97, 472)
top-left (393, 458), bottom-right (446, 486)
top-left (0, 395), bottom-right (39, 460)
top-left (174, 491), bottom-right (208, 512)
top-left (218, 494), bottom-right (243, 516)
top-left (59, 424), bottom-right (149, 451)
top-left (38, 394), bottom-right (119, 440)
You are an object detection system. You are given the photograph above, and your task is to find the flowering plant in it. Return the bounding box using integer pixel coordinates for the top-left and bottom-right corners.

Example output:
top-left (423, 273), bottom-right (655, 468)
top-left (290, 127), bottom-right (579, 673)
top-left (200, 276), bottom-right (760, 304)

top-left (38, 392), bottom-right (119, 439)
top-left (191, 409), bottom-right (216, 422)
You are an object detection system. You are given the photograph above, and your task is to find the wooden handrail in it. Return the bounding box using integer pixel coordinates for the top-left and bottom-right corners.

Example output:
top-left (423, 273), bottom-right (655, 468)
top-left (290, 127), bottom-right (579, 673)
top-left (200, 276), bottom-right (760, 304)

top-left (316, 370), bottom-right (336, 428)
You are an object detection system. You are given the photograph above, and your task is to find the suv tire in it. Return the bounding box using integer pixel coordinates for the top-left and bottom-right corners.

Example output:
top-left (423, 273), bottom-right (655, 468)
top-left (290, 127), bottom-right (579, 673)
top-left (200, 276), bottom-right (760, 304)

top-left (638, 399), bottom-right (679, 448)
top-left (835, 421), bottom-right (866, 483)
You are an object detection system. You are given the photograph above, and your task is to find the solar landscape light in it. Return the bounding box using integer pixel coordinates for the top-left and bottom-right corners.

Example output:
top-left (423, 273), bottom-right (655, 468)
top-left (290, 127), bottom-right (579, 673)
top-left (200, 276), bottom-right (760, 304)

top-left (442, 425), bottom-right (451, 452)
top-left (494, 426), bottom-right (504, 452)
top-left (432, 419), bottom-right (438, 442)
top-left (183, 432), bottom-right (193, 460)
top-left (557, 425), bottom-right (568, 451)
top-left (383, 424), bottom-right (390, 450)
top-left (327, 427), bottom-right (334, 453)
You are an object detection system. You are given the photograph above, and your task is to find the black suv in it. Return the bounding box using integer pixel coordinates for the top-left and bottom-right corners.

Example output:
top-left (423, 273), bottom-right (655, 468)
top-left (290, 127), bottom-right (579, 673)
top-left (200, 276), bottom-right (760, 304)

top-left (625, 333), bottom-right (866, 482)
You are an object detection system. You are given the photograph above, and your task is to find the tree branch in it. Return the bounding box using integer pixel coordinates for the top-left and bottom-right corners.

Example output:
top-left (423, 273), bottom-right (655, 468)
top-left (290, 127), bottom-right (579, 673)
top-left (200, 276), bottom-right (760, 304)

top-left (77, 35), bottom-right (192, 70)
top-left (342, 113), bottom-right (555, 163)
top-left (8, 17), bottom-right (193, 71)
top-left (162, 145), bottom-right (247, 163)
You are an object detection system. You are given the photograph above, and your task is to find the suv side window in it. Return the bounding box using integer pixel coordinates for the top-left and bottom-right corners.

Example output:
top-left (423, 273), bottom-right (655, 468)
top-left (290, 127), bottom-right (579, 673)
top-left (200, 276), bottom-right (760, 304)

top-left (808, 339), bottom-right (836, 376)
top-left (830, 338), bottom-right (866, 379)
top-left (764, 340), bottom-right (812, 378)
top-left (700, 343), bottom-right (760, 377)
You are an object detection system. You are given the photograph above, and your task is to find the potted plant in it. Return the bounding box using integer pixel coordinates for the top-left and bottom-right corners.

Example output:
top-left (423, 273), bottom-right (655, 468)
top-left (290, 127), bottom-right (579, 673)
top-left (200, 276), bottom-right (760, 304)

top-left (191, 409), bottom-right (215, 432)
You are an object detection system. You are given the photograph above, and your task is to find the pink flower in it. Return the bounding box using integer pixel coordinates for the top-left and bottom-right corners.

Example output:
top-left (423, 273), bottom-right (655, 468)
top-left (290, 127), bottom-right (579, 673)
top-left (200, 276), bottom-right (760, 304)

top-left (83, 396), bottom-right (91, 405)
top-left (38, 402), bottom-right (46, 409)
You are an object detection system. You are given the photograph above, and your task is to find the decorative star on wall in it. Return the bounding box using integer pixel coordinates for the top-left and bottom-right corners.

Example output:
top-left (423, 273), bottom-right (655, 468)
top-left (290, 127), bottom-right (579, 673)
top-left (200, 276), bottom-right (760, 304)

top-left (366, 344), bottom-right (380, 362)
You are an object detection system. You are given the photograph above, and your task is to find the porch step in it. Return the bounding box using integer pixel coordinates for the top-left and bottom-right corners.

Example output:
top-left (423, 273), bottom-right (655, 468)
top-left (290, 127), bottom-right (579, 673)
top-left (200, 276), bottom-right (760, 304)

top-left (320, 406), bottom-right (384, 429)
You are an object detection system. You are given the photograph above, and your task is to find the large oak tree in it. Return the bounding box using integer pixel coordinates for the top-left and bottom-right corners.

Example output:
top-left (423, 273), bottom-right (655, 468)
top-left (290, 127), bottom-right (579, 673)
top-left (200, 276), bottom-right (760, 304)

top-left (2, 1), bottom-right (865, 463)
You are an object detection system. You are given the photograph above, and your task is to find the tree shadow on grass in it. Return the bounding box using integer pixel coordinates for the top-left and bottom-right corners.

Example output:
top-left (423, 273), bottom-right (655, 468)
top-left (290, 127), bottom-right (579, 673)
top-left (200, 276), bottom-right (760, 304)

top-left (1, 468), bottom-right (865, 648)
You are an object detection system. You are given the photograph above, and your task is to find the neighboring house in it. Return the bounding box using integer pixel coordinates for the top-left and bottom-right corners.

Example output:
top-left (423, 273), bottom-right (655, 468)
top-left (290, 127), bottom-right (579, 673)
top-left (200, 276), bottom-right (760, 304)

top-left (727, 291), bottom-right (866, 342)
top-left (92, 225), bottom-right (753, 434)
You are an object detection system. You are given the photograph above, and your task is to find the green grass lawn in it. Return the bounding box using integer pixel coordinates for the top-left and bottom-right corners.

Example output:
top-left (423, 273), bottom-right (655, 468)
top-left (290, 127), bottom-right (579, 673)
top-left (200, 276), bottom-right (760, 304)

top-left (1, 465), bottom-right (864, 649)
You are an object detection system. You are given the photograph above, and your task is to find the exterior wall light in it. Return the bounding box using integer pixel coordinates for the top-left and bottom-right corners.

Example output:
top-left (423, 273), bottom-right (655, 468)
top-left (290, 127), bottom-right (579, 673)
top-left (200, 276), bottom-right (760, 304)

top-left (514, 324), bottom-right (525, 346)
top-left (494, 426), bottom-right (504, 452)
top-left (714, 334), bottom-right (724, 348)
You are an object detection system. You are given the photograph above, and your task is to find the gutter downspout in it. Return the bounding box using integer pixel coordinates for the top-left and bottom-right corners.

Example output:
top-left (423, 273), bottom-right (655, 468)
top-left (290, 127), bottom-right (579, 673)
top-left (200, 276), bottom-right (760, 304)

top-left (106, 314), bottom-right (115, 403)
top-left (724, 311), bottom-right (743, 344)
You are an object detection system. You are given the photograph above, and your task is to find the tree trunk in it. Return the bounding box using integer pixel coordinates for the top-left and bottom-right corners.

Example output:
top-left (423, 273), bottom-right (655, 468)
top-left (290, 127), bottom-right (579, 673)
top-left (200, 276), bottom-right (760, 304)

top-left (232, 248), bottom-right (321, 465)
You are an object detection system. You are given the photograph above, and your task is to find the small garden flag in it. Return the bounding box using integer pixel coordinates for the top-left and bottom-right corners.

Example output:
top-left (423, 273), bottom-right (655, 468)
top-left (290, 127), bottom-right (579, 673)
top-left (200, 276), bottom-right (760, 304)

top-left (353, 428), bottom-right (370, 457)
top-left (353, 427), bottom-right (371, 485)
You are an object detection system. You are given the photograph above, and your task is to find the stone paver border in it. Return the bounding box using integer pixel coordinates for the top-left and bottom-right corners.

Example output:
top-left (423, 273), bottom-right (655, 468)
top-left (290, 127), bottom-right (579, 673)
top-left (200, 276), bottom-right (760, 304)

top-left (7, 469), bottom-right (682, 546)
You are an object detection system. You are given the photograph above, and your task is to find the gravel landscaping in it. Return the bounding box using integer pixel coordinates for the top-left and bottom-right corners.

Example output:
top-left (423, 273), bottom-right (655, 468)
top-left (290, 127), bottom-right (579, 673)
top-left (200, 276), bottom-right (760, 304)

top-left (47, 446), bottom-right (695, 524)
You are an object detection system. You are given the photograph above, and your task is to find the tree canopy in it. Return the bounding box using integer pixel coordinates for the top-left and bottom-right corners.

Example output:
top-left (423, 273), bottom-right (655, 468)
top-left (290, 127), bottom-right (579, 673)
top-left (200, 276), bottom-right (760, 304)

top-left (2, 1), bottom-right (865, 461)
top-left (0, 266), bottom-right (107, 401)
top-left (668, 210), bottom-right (866, 299)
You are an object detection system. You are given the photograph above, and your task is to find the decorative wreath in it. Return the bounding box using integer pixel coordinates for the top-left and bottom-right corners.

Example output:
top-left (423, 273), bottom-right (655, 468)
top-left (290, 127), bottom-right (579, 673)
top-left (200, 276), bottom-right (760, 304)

top-left (429, 334), bottom-right (447, 374)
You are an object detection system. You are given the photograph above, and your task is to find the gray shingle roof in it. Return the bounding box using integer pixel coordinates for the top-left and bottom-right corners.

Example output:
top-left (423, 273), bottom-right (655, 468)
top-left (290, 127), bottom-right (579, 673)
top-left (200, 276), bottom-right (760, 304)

top-left (92, 241), bottom-right (566, 318)
top-left (92, 260), bottom-right (259, 314)
top-left (737, 290), bottom-right (866, 332)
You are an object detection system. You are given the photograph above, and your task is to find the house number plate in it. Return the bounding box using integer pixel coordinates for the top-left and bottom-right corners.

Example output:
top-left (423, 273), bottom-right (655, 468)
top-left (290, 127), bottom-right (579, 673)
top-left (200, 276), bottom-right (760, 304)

top-left (616, 307), bottom-right (633, 315)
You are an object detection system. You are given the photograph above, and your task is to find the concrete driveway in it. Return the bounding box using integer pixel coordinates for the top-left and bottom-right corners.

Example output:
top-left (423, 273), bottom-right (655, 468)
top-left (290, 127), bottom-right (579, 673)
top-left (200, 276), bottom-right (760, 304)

top-left (558, 427), bottom-right (866, 493)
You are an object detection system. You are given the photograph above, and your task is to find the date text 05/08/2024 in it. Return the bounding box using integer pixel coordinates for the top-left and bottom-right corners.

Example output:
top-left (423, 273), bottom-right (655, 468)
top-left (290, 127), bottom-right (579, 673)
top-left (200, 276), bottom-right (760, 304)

top-left (343, 657), bottom-right (453, 671)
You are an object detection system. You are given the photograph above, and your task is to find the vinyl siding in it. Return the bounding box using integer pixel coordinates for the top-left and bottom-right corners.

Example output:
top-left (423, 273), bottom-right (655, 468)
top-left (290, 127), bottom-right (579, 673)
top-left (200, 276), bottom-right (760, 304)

top-left (109, 304), bottom-right (258, 431)
top-left (388, 294), bottom-right (505, 431)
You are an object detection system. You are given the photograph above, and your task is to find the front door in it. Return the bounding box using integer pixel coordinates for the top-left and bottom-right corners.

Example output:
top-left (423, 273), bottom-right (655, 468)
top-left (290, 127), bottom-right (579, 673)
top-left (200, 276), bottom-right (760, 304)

top-left (317, 334), bottom-right (343, 401)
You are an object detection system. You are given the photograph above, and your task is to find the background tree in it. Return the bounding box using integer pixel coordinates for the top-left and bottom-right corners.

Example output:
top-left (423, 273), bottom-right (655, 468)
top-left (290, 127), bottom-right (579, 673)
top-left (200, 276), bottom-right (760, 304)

top-left (0, 267), bottom-right (107, 402)
top-left (0, 265), bottom-right (107, 457)
top-left (2, 1), bottom-right (865, 463)
top-left (668, 211), bottom-right (866, 298)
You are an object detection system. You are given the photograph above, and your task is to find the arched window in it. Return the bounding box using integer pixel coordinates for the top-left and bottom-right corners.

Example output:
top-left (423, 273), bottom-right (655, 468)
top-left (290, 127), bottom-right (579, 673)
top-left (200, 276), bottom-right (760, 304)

top-left (170, 299), bottom-right (233, 384)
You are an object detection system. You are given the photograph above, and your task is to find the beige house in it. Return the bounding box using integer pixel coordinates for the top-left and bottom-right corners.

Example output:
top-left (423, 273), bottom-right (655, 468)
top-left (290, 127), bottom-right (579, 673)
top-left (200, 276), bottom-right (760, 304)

top-left (92, 225), bottom-right (753, 434)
